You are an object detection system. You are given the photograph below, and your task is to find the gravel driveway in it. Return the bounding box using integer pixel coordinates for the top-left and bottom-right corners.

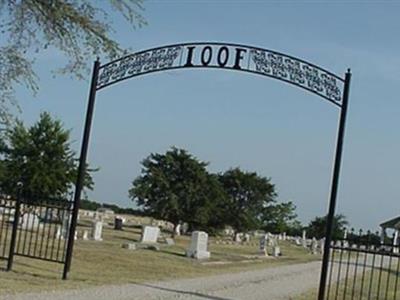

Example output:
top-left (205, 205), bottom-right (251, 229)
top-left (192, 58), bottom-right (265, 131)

top-left (1, 261), bottom-right (322, 300)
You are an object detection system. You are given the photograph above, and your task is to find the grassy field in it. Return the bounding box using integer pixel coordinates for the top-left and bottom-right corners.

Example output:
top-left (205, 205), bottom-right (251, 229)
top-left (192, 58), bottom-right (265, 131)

top-left (0, 220), bottom-right (319, 295)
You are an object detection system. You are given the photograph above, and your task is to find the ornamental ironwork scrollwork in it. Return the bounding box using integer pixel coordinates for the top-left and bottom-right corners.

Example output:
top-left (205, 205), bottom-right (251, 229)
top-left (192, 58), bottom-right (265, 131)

top-left (97, 46), bottom-right (182, 89)
top-left (95, 42), bottom-right (344, 105)
top-left (249, 49), bottom-right (342, 103)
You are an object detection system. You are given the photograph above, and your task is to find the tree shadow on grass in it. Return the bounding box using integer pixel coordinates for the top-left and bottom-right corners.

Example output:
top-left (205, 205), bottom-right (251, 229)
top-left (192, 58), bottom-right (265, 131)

top-left (132, 282), bottom-right (233, 300)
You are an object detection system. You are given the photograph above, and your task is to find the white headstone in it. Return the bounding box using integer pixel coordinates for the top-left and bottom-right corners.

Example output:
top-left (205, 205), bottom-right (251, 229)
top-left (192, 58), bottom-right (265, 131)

top-left (175, 224), bottom-right (181, 236)
top-left (55, 225), bottom-right (62, 239)
top-left (141, 226), bottom-right (160, 243)
top-left (181, 223), bottom-right (189, 234)
top-left (302, 230), bottom-right (307, 248)
top-left (235, 233), bottom-right (242, 243)
top-left (21, 213), bottom-right (40, 231)
top-left (91, 220), bottom-right (103, 241)
top-left (243, 233), bottom-right (250, 242)
top-left (311, 238), bottom-right (318, 254)
top-left (186, 231), bottom-right (210, 259)
top-left (82, 230), bottom-right (89, 240)
top-left (122, 243), bottom-right (137, 250)
top-left (282, 232), bottom-right (287, 240)
top-left (272, 245), bottom-right (281, 257)
top-left (320, 238), bottom-right (325, 254)
top-left (60, 213), bottom-right (71, 239)
top-left (259, 235), bottom-right (268, 256)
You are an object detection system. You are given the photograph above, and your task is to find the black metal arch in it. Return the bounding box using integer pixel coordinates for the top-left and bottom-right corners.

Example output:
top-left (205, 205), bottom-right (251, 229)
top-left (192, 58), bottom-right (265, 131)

top-left (64, 42), bottom-right (351, 300)
top-left (96, 42), bottom-right (345, 107)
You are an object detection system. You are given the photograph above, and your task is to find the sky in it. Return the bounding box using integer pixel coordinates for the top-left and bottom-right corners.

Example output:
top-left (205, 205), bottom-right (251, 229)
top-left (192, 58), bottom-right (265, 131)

top-left (13, 1), bottom-right (400, 231)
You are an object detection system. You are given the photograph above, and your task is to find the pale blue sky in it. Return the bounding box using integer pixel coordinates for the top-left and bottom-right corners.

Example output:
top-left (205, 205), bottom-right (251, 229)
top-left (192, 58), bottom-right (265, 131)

top-left (14, 1), bottom-right (400, 230)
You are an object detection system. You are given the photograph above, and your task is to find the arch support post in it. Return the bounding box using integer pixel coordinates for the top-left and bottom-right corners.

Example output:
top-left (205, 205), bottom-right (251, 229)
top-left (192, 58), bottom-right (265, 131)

top-left (318, 69), bottom-right (351, 299)
top-left (63, 59), bottom-right (100, 280)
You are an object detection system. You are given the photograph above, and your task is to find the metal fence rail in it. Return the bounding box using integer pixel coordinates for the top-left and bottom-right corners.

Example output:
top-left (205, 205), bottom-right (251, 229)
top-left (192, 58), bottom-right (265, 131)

top-left (13, 197), bottom-right (74, 263)
top-left (326, 230), bottom-right (400, 300)
top-left (0, 198), bottom-right (15, 263)
top-left (0, 195), bottom-right (74, 273)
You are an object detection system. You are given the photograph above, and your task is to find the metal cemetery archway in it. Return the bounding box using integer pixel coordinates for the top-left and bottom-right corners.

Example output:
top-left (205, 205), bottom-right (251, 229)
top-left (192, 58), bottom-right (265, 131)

top-left (65, 42), bottom-right (351, 299)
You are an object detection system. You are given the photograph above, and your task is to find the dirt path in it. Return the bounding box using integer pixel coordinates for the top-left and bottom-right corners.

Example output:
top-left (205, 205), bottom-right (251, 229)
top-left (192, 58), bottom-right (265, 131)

top-left (1, 261), bottom-right (322, 300)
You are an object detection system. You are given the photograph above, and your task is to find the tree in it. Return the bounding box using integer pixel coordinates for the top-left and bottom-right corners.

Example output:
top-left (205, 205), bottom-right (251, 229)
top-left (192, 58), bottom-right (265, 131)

top-left (262, 201), bottom-right (299, 234)
top-left (129, 147), bottom-right (227, 235)
top-left (218, 168), bottom-right (277, 234)
top-left (0, 1), bottom-right (146, 126)
top-left (307, 214), bottom-right (348, 240)
top-left (0, 112), bottom-right (94, 199)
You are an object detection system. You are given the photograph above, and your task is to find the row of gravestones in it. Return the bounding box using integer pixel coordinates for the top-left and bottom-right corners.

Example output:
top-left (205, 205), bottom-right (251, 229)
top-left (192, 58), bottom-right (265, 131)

top-left (15, 213), bottom-right (326, 256)
top-left (119, 225), bottom-right (210, 259)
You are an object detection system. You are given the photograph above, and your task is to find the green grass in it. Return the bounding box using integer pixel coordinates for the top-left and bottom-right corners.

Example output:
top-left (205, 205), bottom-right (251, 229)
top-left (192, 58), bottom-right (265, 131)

top-left (0, 222), bottom-right (318, 295)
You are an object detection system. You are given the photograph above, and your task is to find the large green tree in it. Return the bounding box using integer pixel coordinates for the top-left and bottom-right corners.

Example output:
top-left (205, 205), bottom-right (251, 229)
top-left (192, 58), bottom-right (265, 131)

top-left (0, 0), bottom-right (146, 126)
top-left (218, 168), bottom-right (277, 234)
top-left (129, 147), bottom-right (227, 234)
top-left (0, 112), bottom-right (94, 199)
top-left (307, 214), bottom-right (348, 240)
top-left (262, 201), bottom-right (299, 234)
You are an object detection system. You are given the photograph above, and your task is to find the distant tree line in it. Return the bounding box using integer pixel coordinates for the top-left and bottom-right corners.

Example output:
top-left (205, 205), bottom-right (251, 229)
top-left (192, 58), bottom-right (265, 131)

top-left (79, 199), bottom-right (145, 216)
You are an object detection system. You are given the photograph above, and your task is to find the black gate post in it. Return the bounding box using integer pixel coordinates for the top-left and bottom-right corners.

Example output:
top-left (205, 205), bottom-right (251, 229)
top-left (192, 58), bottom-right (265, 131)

top-left (7, 191), bottom-right (22, 271)
top-left (63, 59), bottom-right (100, 280)
top-left (318, 69), bottom-right (351, 300)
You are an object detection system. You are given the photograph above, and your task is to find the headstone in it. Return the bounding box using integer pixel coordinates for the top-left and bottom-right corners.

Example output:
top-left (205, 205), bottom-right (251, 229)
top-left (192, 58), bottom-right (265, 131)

top-left (186, 231), bottom-right (210, 259)
top-left (174, 224), bottom-right (181, 236)
top-left (272, 245), bottom-right (281, 257)
top-left (282, 232), bottom-right (287, 240)
top-left (122, 243), bottom-right (137, 250)
top-left (74, 230), bottom-right (78, 240)
top-left (243, 233), bottom-right (250, 242)
top-left (268, 235), bottom-right (275, 247)
top-left (21, 212), bottom-right (40, 231)
top-left (60, 212), bottom-right (71, 239)
top-left (165, 238), bottom-right (175, 245)
top-left (82, 230), bottom-right (89, 240)
top-left (259, 235), bottom-right (268, 256)
top-left (302, 230), bottom-right (307, 248)
top-left (235, 233), bottom-right (242, 243)
top-left (141, 226), bottom-right (160, 243)
top-left (181, 223), bottom-right (189, 234)
top-left (278, 234), bottom-right (283, 240)
top-left (114, 217), bottom-right (123, 230)
top-left (311, 238), bottom-right (318, 255)
top-left (55, 225), bottom-right (62, 239)
top-left (319, 238), bottom-right (325, 254)
top-left (91, 220), bottom-right (103, 241)
top-left (295, 237), bottom-right (302, 246)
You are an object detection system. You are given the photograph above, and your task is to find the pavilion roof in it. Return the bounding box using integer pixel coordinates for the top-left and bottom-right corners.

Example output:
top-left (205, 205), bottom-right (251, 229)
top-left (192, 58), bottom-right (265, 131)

top-left (380, 216), bottom-right (400, 229)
